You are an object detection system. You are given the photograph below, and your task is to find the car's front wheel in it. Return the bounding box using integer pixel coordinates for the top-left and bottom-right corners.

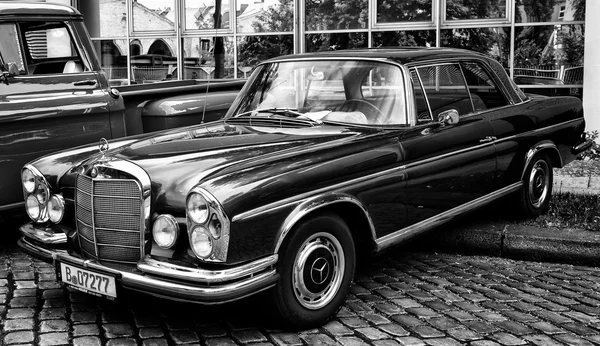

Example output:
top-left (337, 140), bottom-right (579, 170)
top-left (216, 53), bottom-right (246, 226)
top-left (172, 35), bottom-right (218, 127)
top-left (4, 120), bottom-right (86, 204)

top-left (518, 152), bottom-right (553, 217)
top-left (272, 213), bottom-right (355, 330)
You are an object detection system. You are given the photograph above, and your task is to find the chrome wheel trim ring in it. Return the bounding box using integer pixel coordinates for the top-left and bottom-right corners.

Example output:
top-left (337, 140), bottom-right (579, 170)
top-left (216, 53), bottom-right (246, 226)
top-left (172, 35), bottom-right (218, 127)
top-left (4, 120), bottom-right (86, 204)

top-left (528, 159), bottom-right (550, 208)
top-left (292, 232), bottom-right (345, 310)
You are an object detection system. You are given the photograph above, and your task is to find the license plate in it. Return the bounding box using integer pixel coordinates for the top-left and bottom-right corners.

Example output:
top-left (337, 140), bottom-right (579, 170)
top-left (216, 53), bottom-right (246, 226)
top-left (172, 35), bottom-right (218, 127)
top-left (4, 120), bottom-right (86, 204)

top-left (59, 262), bottom-right (117, 298)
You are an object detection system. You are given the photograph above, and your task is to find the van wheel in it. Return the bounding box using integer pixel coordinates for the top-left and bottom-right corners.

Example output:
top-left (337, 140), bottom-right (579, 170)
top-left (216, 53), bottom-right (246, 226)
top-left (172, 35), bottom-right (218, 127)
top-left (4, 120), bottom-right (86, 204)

top-left (272, 213), bottom-right (355, 330)
top-left (518, 152), bottom-right (553, 217)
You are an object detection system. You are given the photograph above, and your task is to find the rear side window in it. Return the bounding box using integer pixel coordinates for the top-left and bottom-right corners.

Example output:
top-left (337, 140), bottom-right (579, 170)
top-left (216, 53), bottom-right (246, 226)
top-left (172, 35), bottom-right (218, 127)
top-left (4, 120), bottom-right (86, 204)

top-left (414, 63), bottom-right (474, 119)
top-left (461, 62), bottom-right (508, 110)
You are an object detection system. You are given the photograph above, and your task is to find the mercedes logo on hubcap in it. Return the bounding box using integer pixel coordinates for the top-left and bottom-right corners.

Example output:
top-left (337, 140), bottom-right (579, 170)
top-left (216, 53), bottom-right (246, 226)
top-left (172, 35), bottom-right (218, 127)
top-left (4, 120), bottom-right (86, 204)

top-left (310, 257), bottom-right (330, 285)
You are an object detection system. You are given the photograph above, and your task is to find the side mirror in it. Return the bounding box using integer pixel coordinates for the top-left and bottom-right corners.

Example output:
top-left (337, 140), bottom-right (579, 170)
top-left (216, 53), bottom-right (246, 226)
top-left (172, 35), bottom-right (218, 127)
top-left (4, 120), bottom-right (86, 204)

top-left (438, 109), bottom-right (459, 127)
top-left (0, 62), bottom-right (19, 85)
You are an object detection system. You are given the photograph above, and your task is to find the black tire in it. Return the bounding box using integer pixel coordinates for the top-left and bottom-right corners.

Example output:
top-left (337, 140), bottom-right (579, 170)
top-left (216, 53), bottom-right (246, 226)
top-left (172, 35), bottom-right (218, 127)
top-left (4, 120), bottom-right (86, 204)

top-left (272, 213), bottom-right (355, 330)
top-left (517, 152), bottom-right (553, 218)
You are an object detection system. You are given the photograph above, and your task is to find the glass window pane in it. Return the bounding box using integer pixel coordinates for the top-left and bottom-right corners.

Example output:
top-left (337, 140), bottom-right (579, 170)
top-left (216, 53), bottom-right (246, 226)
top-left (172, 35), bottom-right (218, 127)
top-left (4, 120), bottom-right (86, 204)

top-left (440, 27), bottom-right (511, 68)
top-left (516, 0), bottom-right (585, 23)
top-left (372, 30), bottom-right (436, 47)
top-left (96, 39), bottom-right (129, 86)
top-left (377, 0), bottom-right (432, 23)
top-left (0, 24), bottom-right (25, 72)
top-left (237, 0), bottom-right (293, 33)
top-left (514, 25), bottom-right (584, 85)
top-left (133, 0), bottom-right (175, 32)
top-left (237, 35), bottom-right (294, 78)
top-left (130, 38), bottom-right (177, 83)
top-left (183, 36), bottom-right (234, 79)
top-left (306, 0), bottom-right (368, 30)
top-left (184, 0), bottom-right (230, 30)
top-left (99, 0), bottom-right (127, 37)
top-left (446, 0), bottom-right (507, 20)
top-left (305, 33), bottom-right (368, 52)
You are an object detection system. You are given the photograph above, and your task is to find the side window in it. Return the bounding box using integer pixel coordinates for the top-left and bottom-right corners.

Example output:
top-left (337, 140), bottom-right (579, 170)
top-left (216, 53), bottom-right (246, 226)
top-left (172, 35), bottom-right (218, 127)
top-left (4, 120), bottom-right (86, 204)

top-left (461, 62), bottom-right (509, 111)
top-left (0, 24), bottom-right (25, 73)
top-left (410, 69), bottom-right (431, 123)
top-left (20, 22), bottom-right (86, 75)
top-left (415, 64), bottom-right (474, 119)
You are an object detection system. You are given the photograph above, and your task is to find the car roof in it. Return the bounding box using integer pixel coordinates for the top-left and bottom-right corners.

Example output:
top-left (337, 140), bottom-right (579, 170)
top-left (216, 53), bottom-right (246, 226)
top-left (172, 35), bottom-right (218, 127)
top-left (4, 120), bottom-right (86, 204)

top-left (265, 47), bottom-right (492, 66)
top-left (0, 1), bottom-right (80, 18)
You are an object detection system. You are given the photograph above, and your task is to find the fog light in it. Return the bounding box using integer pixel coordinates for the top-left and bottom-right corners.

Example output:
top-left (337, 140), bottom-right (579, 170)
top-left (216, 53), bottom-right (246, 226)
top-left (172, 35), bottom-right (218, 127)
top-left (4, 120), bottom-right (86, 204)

top-left (187, 193), bottom-right (209, 224)
top-left (208, 214), bottom-right (222, 239)
top-left (190, 226), bottom-right (212, 259)
top-left (26, 194), bottom-right (40, 220)
top-left (47, 195), bottom-right (65, 223)
top-left (22, 168), bottom-right (36, 193)
top-left (153, 214), bottom-right (179, 249)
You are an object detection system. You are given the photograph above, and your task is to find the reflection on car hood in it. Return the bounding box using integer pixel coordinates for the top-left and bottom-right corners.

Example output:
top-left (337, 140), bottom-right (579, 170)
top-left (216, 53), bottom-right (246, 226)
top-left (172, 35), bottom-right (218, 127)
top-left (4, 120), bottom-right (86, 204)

top-left (105, 120), bottom-right (387, 211)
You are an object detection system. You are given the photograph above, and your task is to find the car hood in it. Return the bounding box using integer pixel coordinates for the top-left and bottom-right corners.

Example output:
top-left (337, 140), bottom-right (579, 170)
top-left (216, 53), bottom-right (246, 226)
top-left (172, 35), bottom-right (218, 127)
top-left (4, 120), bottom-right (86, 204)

top-left (94, 120), bottom-right (400, 214)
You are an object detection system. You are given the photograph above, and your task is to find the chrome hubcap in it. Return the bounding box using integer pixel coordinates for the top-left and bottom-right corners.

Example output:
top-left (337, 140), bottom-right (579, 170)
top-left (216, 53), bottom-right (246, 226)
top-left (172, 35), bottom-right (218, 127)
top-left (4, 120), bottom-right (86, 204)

top-left (528, 159), bottom-right (550, 208)
top-left (292, 232), bottom-right (345, 310)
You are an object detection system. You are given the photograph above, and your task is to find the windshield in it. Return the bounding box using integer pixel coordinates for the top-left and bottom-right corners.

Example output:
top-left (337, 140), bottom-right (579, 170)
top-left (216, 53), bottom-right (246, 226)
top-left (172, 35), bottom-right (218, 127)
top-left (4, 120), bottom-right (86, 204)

top-left (225, 59), bottom-right (408, 125)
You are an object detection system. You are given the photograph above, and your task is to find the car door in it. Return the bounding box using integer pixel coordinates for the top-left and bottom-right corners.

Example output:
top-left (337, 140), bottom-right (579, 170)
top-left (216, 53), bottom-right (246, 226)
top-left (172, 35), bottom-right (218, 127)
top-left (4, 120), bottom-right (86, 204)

top-left (0, 20), bottom-right (112, 210)
top-left (399, 62), bottom-right (497, 226)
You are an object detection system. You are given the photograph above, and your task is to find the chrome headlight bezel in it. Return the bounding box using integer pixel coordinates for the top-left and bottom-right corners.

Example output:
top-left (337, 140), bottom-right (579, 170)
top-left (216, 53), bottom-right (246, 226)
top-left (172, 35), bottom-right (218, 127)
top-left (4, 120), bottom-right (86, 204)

top-left (186, 187), bottom-right (230, 262)
top-left (21, 165), bottom-right (51, 223)
top-left (47, 194), bottom-right (65, 223)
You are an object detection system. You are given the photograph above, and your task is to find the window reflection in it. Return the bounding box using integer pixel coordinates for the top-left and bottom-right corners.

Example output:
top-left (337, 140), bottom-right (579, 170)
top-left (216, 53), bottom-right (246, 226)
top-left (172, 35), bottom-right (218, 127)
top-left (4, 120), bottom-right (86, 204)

top-left (306, 0), bottom-right (368, 30)
top-left (445, 0), bottom-right (507, 20)
top-left (516, 0), bottom-right (585, 23)
top-left (377, 0), bottom-right (432, 23)
top-left (514, 25), bottom-right (584, 85)
top-left (306, 33), bottom-right (368, 52)
top-left (95, 39), bottom-right (128, 86)
top-left (441, 27), bottom-right (511, 68)
top-left (372, 30), bottom-right (436, 47)
top-left (98, 0), bottom-right (127, 37)
top-left (184, 0), bottom-right (230, 30)
top-left (236, 35), bottom-right (293, 78)
top-left (128, 38), bottom-right (178, 84)
top-left (237, 0), bottom-right (293, 33)
top-left (132, 0), bottom-right (175, 32)
top-left (183, 37), bottom-right (234, 79)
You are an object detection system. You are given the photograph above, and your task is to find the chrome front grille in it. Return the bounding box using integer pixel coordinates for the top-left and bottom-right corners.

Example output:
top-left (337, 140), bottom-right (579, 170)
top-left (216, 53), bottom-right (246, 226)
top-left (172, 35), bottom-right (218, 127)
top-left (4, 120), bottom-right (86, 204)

top-left (75, 174), bottom-right (144, 264)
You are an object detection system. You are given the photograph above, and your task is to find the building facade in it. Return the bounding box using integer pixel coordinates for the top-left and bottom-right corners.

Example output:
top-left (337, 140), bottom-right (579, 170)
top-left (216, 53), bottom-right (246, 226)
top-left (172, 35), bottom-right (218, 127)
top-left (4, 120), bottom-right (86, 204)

top-left (47, 1), bottom-right (596, 130)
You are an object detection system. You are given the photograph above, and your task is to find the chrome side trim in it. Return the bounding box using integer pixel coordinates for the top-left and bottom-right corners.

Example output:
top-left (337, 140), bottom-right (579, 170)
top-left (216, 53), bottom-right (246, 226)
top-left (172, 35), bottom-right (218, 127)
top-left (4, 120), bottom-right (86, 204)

top-left (273, 193), bottom-right (377, 254)
top-left (375, 182), bottom-right (522, 252)
top-left (138, 254), bottom-right (278, 283)
top-left (494, 118), bottom-right (582, 145)
top-left (0, 201), bottom-right (24, 211)
top-left (522, 141), bottom-right (561, 179)
top-left (232, 166), bottom-right (406, 222)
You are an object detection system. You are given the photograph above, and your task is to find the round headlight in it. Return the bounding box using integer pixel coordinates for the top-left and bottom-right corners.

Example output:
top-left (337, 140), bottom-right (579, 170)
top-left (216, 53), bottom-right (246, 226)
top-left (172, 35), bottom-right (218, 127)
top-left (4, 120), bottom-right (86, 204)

top-left (35, 183), bottom-right (48, 204)
top-left (153, 214), bottom-right (179, 249)
top-left (47, 195), bottom-right (65, 223)
top-left (190, 226), bottom-right (213, 259)
top-left (22, 168), bottom-right (36, 193)
top-left (187, 193), bottom-right (209, 224)
top-left (26, 194), bottom-right (40, 220)
top-left (208, 214), bottom-right (222, 239)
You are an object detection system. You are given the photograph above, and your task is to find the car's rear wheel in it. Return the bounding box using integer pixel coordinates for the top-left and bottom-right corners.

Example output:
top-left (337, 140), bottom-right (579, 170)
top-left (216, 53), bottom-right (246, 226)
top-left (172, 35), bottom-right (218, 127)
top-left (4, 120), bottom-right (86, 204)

top-left (272, 213), bottom-right (355, 330)
top-left (518, 152), bottom-right (553, 217)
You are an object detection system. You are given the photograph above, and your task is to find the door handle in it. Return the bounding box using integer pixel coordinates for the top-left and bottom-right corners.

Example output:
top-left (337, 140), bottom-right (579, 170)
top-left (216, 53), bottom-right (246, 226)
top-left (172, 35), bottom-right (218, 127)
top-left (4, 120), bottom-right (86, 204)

top-left (73, 79), bottom-right (97, 86)
top-left (479, 136), bottom-right (497, 143)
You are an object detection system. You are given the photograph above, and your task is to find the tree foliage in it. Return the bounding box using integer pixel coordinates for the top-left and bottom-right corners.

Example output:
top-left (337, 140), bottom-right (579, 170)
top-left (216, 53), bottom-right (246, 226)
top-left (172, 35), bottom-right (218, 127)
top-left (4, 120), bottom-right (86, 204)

top-left (306, 0), bottom-right (368, 30)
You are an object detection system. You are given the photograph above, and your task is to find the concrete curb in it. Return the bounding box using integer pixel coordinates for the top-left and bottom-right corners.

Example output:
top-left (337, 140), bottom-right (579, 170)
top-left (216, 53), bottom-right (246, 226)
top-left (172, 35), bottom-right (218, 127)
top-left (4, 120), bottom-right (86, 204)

top-left (411, 221), bottom-right (600, 267)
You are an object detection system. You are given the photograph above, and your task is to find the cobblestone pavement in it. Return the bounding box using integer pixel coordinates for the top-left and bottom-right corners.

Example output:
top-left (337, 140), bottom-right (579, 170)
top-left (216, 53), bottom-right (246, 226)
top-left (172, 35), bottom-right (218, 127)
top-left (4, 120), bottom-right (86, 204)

top-left (1, 236), bottom-right (600, 346)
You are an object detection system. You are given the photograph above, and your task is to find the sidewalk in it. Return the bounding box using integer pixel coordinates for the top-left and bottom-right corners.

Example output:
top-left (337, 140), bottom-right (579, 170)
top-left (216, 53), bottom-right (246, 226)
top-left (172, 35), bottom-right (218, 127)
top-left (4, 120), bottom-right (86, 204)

top-left (411, 162), bottom-right (600, 267)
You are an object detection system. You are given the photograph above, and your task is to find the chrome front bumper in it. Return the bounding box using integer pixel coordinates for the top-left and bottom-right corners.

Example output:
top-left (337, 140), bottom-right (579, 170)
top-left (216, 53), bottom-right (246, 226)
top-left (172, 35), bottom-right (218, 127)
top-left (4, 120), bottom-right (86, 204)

top-left (18, 223), bottom-right (279, 304)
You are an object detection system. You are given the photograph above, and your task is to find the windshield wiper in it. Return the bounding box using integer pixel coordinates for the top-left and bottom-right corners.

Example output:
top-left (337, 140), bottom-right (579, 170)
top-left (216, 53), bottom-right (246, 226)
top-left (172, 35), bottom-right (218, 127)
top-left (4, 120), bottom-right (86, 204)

top-left (236, 108), bottom-right (304, 118)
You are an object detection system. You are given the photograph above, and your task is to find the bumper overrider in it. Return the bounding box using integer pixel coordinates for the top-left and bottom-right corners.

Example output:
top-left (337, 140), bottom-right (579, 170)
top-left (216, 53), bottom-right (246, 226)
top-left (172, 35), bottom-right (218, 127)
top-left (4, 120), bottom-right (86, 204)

top-left (18, 223), bottom-right (279, 304)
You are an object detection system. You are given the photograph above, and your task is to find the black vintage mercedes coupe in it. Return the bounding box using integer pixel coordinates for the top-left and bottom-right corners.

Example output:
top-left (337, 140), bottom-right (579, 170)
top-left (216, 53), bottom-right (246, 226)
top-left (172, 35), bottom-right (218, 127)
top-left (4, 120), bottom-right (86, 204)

top-left (18, 48), bottom-right (591, 329)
